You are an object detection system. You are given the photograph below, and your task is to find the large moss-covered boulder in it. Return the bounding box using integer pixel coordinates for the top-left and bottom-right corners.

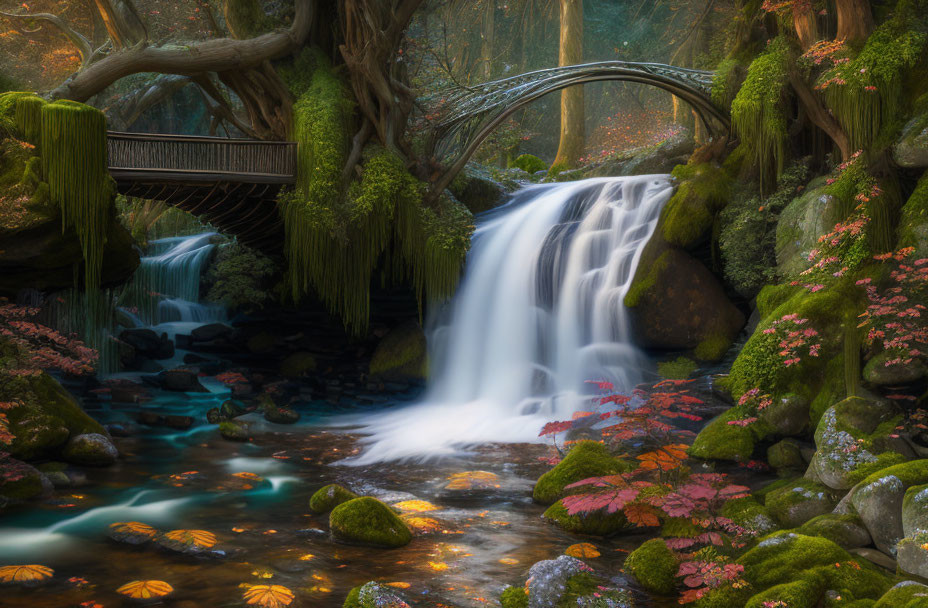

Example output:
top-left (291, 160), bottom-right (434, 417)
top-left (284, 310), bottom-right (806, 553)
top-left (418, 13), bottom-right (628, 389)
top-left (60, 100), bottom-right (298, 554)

top-left (696, 532), bottom-right (891, 608)
top-left (897, 533), bottom-right (928, 579)
top-left (764, 478), bottom-right (840, 528)
top-left (659, 163), bottom-right (731, 250)
top-left (689, 406), bottom-right (771, 462)
top-left (852, 460), bottom-right (928, 555)
top-left (720, 496), bottom-right (779, 536)
top-left (0, 458), bottom-right (51, 506)
top-left (329, 497), bottom-right (412, 548)
top-left (624, 538), bottom-right (678, 594)
top-left (4, 370), bottom-right (107, 461)
top-left (797, 513), bottom-right (872, 549)
top-left (532, 440), bottom-right (633, 505)
top-left (863, 350), bottom-right (928, 386)
top-left (899, 173), bottom-right (928, 257)
top-left (448, 163), bottom-right (506, 214)
top-left (542, 499), bottom-right (628, 536)
top-left (767, 439), bottom-right (807, 473)
top-left (309, 484), bottom-right (357, 514)
top-left (810, 396), bottom-right (909, 490)
top-left (895, 112), bottom-right (928, 168)
top-left (775, 177), bottom-right (844, 277)
top-left (369, 321), bottom-right (427, 382)
top-left (625, 239), bottom-right (744, 354)
top-left (903, 483), bottom-right (928, 536)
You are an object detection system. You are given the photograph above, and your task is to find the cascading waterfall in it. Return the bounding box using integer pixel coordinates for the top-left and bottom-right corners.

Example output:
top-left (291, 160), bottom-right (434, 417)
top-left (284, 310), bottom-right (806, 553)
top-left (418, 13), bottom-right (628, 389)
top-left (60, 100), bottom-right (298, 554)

top-left (347, 175), bottom-right (675, 464)
top-left (123, 233), bottom-right (227, 329)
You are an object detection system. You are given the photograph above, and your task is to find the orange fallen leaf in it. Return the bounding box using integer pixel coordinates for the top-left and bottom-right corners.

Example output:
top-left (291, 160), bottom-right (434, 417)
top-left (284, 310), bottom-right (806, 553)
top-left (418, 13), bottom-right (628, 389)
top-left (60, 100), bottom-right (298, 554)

top-left (163, 529), bottom-right (217, 549)
top-left (393, 500), bottom-right (440, 513)
top-left (564, 543), bottom-right (600, 558)
top-left (386, 582), bottom-right (411, 589)
top-left (243, 584), bottom-right (295, 607)
top-left (0, 565), bottom-right (54, 583)
top-left (116, 580), bottom-right (174, 599)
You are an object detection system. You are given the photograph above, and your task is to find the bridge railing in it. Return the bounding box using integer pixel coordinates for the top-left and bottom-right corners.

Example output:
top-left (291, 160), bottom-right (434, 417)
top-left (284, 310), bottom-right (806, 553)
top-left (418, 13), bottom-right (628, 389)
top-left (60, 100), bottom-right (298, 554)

top-left (107, 132), bottom-right (298, 184)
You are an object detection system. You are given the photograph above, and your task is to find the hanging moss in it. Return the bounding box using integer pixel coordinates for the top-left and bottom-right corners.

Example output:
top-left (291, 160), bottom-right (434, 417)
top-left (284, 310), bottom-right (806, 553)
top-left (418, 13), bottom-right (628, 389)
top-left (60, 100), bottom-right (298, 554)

top-left (712, 57), bottom-right (745, 110)
top-left (731, 37), bottom-right (791, 193)
top-left (40, 100), bottom-right (113, 291)
top-left (281, 56), bottom-right (473, 335)
top-left (821, 18), bottom-right (927, 152)
top-left (14, 96), bottom-right (45, 146)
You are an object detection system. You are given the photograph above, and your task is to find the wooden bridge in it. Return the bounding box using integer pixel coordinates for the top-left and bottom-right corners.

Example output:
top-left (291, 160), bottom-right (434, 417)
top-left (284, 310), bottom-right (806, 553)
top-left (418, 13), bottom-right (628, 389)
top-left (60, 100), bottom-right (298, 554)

top-left (107, 61), bottom-right (726, 250)
top-left (107, 132), bottom-right (297, 251)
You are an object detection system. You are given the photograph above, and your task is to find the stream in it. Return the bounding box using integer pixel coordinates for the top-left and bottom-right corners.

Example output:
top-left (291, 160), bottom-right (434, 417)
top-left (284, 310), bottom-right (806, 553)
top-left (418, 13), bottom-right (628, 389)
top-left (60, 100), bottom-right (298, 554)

top-left (0, 176), bottom-right (701, 608)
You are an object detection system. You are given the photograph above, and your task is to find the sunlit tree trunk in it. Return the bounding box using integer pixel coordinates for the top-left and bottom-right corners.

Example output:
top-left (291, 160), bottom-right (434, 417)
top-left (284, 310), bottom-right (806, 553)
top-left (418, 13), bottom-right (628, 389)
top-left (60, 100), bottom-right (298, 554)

top-left (552, 0), bottom-right (583, 169)
top-left (835, 0), bottom-right (873, 43)
top-left (93, 0), bottom-right (146, 48)
top-left (792, 2), bottom-right (817, 50)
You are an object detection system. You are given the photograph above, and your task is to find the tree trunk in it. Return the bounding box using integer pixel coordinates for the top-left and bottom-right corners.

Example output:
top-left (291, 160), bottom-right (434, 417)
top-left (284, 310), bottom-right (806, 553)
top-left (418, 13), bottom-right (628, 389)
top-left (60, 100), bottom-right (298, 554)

top-left (479, 0), bottom-right (495, 80)
top-left (552, 0), bottom-right (584, 169)
top-left (835, 0), bottom-right (873, 43)
top-left (93, 0), bottom-right (147, 47)
top-left (789, 69), bottom-right (852, 161)
top-left (792, 2), bottom-right (818, 50)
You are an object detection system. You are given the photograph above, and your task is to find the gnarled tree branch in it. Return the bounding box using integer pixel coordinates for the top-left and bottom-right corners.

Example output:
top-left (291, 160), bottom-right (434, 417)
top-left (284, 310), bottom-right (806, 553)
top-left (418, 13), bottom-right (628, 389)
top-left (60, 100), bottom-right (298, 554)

top-left (0, 11), bottom-right (94, 68)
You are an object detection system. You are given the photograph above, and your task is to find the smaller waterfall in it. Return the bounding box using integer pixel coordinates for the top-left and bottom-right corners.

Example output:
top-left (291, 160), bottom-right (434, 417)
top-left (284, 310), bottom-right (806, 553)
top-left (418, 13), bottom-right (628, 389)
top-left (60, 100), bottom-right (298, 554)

top-left (347, 175), bottom-right (675, 464)
top-left (123, 233), bottom-right (227, 328)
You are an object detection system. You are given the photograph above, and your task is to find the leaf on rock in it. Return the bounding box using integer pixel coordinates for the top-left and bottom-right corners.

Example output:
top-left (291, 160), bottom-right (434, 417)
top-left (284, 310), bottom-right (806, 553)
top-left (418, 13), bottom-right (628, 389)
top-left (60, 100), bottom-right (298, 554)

top-left (116, 580), bottom-right (174, 599)
top-left (163, 529), bottom-right (217, 549)
top-left (564, 543), bottom-right (600, 558)
top-left (0, 565), bottom-right (54, 584)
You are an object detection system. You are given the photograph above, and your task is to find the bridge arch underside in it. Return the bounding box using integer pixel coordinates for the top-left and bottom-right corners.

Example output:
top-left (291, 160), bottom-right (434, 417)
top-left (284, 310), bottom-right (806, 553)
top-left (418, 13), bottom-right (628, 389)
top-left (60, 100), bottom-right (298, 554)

top-left (114, 177), bottom-right (284, 253)
top-left (433, 70), bottom-right (729, 190)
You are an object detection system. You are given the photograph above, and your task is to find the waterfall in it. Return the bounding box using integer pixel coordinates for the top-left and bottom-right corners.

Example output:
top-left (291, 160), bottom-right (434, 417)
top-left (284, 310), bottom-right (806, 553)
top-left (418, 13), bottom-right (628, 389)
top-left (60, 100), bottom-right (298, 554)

top-left (347, 175), bottom-right (675, 463)
top-left (123, 233), bottom-right (227, 328)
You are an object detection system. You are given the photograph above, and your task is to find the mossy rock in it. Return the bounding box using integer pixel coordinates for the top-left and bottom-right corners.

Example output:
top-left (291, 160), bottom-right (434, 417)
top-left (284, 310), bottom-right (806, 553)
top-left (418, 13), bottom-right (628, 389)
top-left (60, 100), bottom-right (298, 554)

top-left (448, 163), bottom-right (505, 214)
top-left (764, 478), bottom-right (840, 528)
top-left (369, 321), bottom-right (427, 381)
top-left (5, 371), bottom-right (106, 460)
top-left (533, 440), bottom-right (633, 505)
top-left (898, 172), bottom-right (928, 257)
top-left (309, 484), bottom-right (357, 514)
top-left (329, 497), bottom-right (412, 548)
top-left (280, 352), bottom-right (317, 378)
top-left (660, 163), bottom-right (732, 249)
top-left (624, 538), bottom-right (678, 594)
top-left (767, 439), bottom-right (806, 472)
top-left (895, 111), bottom-right (928, 168)
top-left (218, 420), bottom-right (249, 441)
top-left (657, 357), bottom-right (698, 379)
top-left (0, 459), bottom-right (49, 504)
top-left (499, 586), bottom-right (529, 608)
top-left (542, 500), bottom-right (628, 536)
top-left (342, 581), bottom-right (411, 608)
top-left (62, 433), bottom-right (118, 466)
top-left (689, 406), bottom-right (771, 462)
top-left (796, 513), bottom-right (872, 549)
top-left (874, 581), bottom-right (928, 608)
top-left (863, 350), bottom-right (928, 386)
top-left (694, 332), bottom-right (734, 362)
top-left (720, 496), bottom-right (778, 536)
top-left (511, 154), bottom-right (548, 174)
top-left (775, 177), bottom-right (845, 277)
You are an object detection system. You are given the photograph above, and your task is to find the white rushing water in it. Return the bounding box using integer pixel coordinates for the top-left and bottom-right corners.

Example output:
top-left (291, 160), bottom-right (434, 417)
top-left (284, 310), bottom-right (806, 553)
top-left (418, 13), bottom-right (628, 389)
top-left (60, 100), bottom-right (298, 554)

top-left (347, 175), bottom-right (675, 463)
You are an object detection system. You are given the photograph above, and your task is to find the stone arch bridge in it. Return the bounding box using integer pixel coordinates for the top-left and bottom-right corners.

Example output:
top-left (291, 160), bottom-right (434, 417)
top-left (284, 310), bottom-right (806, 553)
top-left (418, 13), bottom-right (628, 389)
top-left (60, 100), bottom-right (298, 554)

top-left (108, 61), bottom-right (725, 250)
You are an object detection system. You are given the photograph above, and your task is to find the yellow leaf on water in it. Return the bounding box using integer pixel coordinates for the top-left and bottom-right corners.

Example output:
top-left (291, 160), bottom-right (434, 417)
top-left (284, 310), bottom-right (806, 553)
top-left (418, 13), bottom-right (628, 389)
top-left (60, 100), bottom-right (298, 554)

top-left (163, 529), bottom-right (217, 549)
top-left (116, 580), bottom-right (174, 599)
top-left (393, 500), bottom-right (440, 513)
top-left (0, 565), bottom-right (54, 583)
top-left (298, 553), bottom-right (315, 561)
top-left (564, 543), bottom-right (600, 559)
top-left (243, 584), bottom-right (295, 608)
top-left (233, 472), bottom-right (264, 481)
top-left (427, 561), bottom-right (450, 571)
top-left (445, 471), bottom-right (500, 491)
top-left (109, 522), bottom-right (156, 537)
top-left (498, 557), bottom-right (519, 565)
top-left (386, 582), bottom-right (411, 589)
top-left (401, 515), bottom-right (442, 533)
top-left (251, 568), bottom-right (274, 579)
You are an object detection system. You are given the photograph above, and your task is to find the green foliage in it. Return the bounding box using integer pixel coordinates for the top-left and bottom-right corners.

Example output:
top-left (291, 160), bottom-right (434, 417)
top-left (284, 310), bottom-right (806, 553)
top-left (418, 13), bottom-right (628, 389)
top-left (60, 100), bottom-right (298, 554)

top-left (499, 586), bottom-right (528, 608)
top-left (205, 240), bottom-right (278, 313)
top-left (533, 440), bottom-right (634, 505)
top-left (657, 357), bottom-right (698, 379)
top-left (731, 37), bottom-right (791, 192)
top-left (328, 497), bottom-right (412, 548)
top-left (821, 17), bottom-right (927, 151)
top-left (309, 484), bottom-right (358, 514)
top-left (719, 161), bottom-right (811, 297)
top-left (511, 154), bottom-right (547, 174)
top-left (281, 57), bottom-right (472, 334)
top-left (40, 100), bottom-right (113, 291)
top-left (625, 538), bottom-right (678, 594)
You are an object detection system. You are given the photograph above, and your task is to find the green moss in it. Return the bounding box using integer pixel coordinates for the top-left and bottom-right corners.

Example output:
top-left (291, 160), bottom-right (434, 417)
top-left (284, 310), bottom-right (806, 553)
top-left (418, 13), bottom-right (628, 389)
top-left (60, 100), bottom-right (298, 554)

top-left (542, 499), bottom-right (628, 535)
top-left (797, 513), bottom-right (868, 547)
top-left (657, 357), bottom-right (698, 379)
top-left (624, 250), bottom-right (670, 308)
top-left (695, 333), bottom-right (733, 362)
top-left (845, 452), bottom-right (908, 487)
top-left (820, 17), bottom-right (927, 152)
top-left (625, 538), bottom-right (678, 594)
top-left (721, 497), bottom-right (777, 535)
top-left (369, 322), bottom-right (426, 379)
top-left (861, 458), bottom-right (928, 486)
top-left (693, 585), bottom-right (753, 608)
top-left (533, 440), bottom-right (634, 505)
top-left (223, 0), bottom-right (272, 38)
top-left (764, 479), bottom-right (837, 528)
top-left (898, 172), bottom-right (928, 253)
top-left (280, 352), bottom-right (317, 378)
top-left (810, 354), bottom-right (847, 426)
top-left (309, 484), bottom-right (358, 514)
top-left (342, 586), bottom-right (362, 608)
top-left (40, 100), bottom-right (113, 291)
top-left (329, 497), bottom-right (412, 548)
top-left (557, 572), bottom-right (624, 608)
top-left (500, 586), bottom-right (528, 608)
top-left (745, 579), bottom-right (822, 608)
top-left (767, 439), bottom-right (805, 472)
top-left (731, 37), bottom-right (791, 192)
top-left (511, 154), bottom-right (547, 174)
top-left (874, 583), bottom-right (928, 608)
top-left (660, 163), bottom-right (733, 248)
top-left (712, 57), bottom-right (745, 110)
top-left (689, 406), bottom-right (770, 462)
